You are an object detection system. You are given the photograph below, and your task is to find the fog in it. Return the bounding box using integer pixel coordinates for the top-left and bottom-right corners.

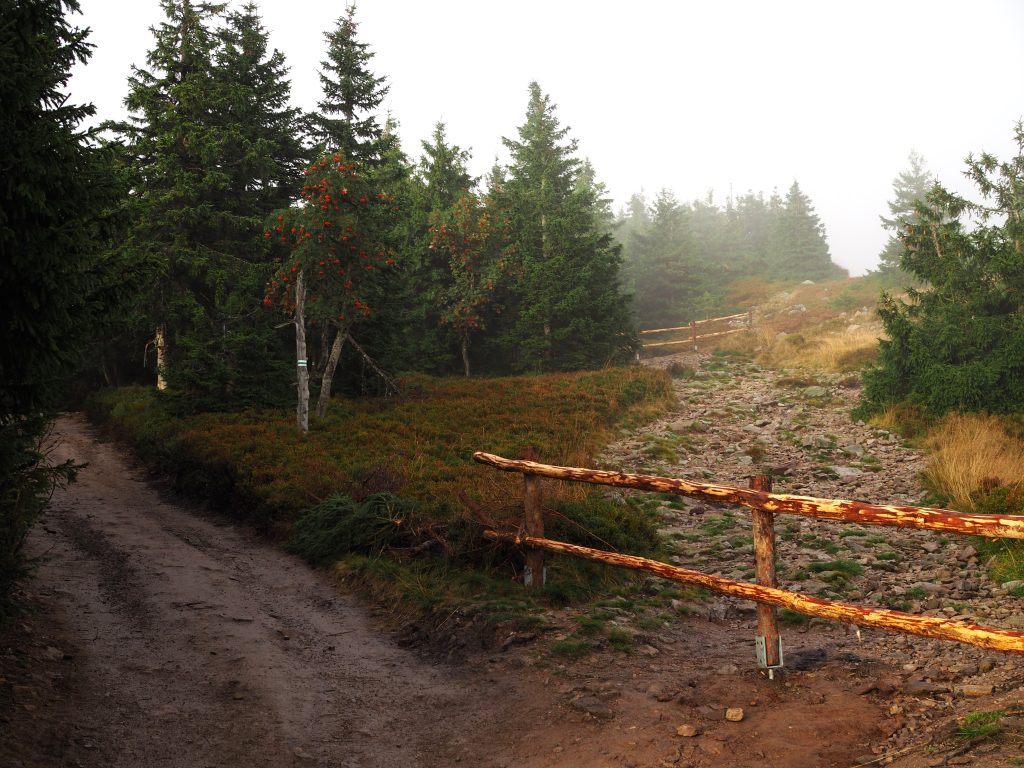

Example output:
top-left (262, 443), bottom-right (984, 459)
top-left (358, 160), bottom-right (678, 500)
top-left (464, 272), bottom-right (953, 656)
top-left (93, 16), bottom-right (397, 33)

top-left (69, 0), bottom-right (1024, 275)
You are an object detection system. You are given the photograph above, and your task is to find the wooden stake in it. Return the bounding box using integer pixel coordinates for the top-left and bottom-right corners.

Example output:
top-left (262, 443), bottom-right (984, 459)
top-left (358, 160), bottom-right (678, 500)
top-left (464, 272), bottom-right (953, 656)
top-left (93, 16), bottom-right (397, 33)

top-left (521, 446), bottom-right (544, 588)
top-left (750, 475), bottom-right (781, 669)
top-left (483, 530), bottom-right (1024, 654)
top-left (690, 320), bottom-right (697, 351)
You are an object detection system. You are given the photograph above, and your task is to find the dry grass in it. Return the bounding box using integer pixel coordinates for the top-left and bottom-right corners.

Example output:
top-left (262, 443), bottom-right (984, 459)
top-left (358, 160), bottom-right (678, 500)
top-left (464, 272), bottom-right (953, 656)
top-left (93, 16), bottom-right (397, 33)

top-left (922, 413), bottom-right (1024, 512)
top-left (758, 326), bottom-right (883, 372)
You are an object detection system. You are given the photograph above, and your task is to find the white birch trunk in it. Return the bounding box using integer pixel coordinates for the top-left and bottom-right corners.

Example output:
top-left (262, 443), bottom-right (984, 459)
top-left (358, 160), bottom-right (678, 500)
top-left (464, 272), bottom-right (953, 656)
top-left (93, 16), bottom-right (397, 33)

top-left (155, 325), bottom-right (168, 391)
top-left (294, 271), bottom-right (309, 433)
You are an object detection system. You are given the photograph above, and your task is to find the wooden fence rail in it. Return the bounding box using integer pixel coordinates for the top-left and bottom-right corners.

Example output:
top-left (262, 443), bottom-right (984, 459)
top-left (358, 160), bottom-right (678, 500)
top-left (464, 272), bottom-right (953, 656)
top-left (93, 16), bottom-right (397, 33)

top-left (639, 310), bottom-right (754, 351)
top-left (472, 451), bottom-right (1024, 663)
top-left (482, 530), bottom-right (1024, 655)
top-left (473, 453), bottom-right (1024, 540)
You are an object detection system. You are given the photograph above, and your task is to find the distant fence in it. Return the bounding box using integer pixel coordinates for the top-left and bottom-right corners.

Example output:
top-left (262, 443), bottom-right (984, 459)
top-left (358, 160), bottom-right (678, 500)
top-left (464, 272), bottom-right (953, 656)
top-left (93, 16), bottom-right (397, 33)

top-left (472, 451), bottom-right (1024, 672)
top-left (640, 310), bottom-right (754, 352)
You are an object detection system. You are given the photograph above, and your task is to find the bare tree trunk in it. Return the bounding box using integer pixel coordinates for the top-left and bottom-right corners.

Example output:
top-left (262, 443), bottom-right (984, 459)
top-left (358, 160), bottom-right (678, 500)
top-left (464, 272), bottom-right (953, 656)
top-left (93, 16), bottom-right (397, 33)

top-left (344, 333), bottom-right (401, 397)
top-left (461, 334), bottom-right (471, 378)
top-left (294, 272), bottom-right (309, 433)
top-left (317, 324), bottom-right (330, 378)
top-left (315, 326), bottom-right (346, 420)
top-left (155, 324), bottom-right (168, 391)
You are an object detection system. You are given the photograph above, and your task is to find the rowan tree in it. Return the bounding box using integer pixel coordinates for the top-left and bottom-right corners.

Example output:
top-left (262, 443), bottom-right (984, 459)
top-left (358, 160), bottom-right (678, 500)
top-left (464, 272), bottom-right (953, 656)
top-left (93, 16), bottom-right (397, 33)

top-left (264, 155), bottom-right (398, 430)
top-left (429, 192), bottom-right (512, 376)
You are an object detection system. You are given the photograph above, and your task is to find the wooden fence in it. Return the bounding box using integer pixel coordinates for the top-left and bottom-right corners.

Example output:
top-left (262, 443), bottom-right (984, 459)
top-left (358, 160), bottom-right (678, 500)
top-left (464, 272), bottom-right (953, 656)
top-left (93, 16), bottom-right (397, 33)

top-left (472, 451), bottom-right (1024, 669)
top-left (640, 310), bottom-right (753, 351)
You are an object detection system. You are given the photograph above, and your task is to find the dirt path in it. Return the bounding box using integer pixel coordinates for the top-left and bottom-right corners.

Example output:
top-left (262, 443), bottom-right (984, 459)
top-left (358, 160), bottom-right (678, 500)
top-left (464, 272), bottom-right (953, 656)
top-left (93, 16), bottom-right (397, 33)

top-left (1, 414), bottom-right (537, 768)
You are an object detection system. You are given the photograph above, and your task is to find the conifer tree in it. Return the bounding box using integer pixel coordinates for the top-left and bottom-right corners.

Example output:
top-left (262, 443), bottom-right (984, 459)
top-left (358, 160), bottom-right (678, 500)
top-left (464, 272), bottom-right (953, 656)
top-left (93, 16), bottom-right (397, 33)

top-left (115, 0), bottom-right (302, 407)
top-left (771, 181), bottom-right (846, 282)
top-left (860, 125), bottom-right (1024, 415)
top-left (877, 151), bottom-right (933, 278)
top-left (500, 82), bottom-right (635, 371)
top-left (307, 3), bottom-right (388, 162)
top-left (627, 191), bottom-right (701, 328)
top-left (0, 0), bottom-right (139, 605)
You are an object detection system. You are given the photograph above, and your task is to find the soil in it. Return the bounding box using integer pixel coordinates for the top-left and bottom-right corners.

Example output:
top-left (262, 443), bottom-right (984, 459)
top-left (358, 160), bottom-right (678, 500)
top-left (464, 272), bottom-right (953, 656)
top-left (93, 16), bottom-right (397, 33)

top-left (2, 347), bottom-right (1022, 767)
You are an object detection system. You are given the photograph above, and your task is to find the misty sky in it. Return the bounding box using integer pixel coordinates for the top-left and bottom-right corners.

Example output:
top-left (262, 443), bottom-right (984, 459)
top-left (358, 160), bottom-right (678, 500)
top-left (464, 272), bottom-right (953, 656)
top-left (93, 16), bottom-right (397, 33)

top-left (68, 0), bottom-right (1024, 276)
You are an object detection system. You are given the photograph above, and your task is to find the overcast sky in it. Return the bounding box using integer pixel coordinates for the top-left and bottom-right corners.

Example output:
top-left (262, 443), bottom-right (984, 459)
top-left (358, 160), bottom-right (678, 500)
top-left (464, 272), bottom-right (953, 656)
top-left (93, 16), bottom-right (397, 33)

top-left (69, 0), bottom-right (1024, 276)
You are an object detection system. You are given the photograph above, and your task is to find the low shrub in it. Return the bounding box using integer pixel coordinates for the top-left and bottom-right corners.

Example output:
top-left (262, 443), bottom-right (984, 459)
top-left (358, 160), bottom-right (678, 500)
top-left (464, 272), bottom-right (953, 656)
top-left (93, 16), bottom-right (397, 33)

top-left (89, 367), bottom-right (673, 614)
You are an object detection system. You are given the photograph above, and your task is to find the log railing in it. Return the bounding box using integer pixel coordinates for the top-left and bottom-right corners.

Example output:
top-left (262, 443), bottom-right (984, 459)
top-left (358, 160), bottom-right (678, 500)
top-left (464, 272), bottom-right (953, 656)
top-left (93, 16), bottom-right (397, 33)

top-left (472, 451), bottom-right (1024, 665)
top-left (640, 310), bottom-right (753, 351)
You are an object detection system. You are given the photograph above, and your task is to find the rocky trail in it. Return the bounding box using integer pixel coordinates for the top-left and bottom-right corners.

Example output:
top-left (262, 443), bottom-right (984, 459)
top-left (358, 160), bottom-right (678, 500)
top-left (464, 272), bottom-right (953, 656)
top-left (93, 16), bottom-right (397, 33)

top-left (587, 349), bottom-right (1024, 766)
top-left (2, 351), bottom-right (1023, 768)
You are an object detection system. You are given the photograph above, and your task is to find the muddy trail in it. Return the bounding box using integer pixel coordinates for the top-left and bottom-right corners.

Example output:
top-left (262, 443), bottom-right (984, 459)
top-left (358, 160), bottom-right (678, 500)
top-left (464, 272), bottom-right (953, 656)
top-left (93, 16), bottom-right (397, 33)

top-left (1, 415), bottom-right (543, 768)
top-left (2, 350), bottom-right (1023, 768)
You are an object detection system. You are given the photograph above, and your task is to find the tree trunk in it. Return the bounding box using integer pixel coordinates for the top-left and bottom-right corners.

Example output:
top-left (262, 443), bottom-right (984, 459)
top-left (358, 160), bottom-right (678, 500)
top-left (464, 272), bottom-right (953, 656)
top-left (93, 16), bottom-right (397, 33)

top-left (155, 324), bottom-right (168, 391)
top-left (294, 272), bottom-right (309, 433)
top-left (315, 326), bottom-right (346, 420)
top-left (461, 333), bottom-right (471, 377)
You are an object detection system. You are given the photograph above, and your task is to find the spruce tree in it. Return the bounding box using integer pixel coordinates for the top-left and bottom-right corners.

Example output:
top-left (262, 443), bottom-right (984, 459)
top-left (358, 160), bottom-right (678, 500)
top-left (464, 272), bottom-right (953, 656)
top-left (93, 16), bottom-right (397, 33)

top-left (860, 125), bottom-right (1024, 415)
top-left (771, 181), bottom-right (846, 282)
top-left (115, 0), bottom-right (301, 408)
top-left (500, 82), bottom-right (635, 370)
top-left (0, 0), bottom-right (139, 606)
top-left (627, 191), bottom-right (700, 328)
top-left (307, 3), bottom-right (388, 162)
top-left (877, 151), bottom-right (933, 279)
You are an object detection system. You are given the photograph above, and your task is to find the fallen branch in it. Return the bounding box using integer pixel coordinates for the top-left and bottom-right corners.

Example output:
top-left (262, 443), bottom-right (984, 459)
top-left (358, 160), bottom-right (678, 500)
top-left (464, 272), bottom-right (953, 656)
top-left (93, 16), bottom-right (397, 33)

top-left (346, 333), bottom-right (401, 397)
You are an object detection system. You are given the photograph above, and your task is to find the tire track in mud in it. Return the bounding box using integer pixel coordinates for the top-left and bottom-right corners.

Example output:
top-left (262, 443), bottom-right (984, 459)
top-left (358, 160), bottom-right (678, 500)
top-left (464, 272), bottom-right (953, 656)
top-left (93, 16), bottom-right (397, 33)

top-left (27, 413), bottom-right (531, 768)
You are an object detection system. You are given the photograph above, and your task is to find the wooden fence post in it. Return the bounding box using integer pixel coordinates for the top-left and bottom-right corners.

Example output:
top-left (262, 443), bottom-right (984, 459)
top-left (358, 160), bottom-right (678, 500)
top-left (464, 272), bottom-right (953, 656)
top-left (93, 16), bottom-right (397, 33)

top-left (750, 474), bottom-right (782, 675)
top-left (690, 320), bottom-right (697, 351)
top-left (747, 309), bottom-right (753, 329)
top-left (522, 446), bottom-right (544, 588)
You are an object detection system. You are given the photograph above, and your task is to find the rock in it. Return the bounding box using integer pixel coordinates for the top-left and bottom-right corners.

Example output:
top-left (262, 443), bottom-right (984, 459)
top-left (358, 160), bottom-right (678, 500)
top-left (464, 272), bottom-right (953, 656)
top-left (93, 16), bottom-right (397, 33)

top-left (910, 581), bottom-right (948, 595)
top-left (676, 724), bottom-right (699, 737)
top-left (802, 386), bottom-right (828, 398)
top-left (1002, 579), bottom-right (1023, 592)
top-left (841, 443), bottom-right (865, 456)
top-left (833, 465), bottom-right (863, 478)
top-left (716, 663), bottom-right (739, 675)
top-left (1003, 613), bottom-right (1024, 629)
top-left (903, 679), bottom-right (949, 695)
top-left (571, 696), bottom-right (615, 720)
top-left (811, 435), bottom-right (833, 449)
top-left (921, 541), bottom-right (941, 554)
top-left (501, 631), bottom-right (537, 650)
top-left (725, 707), bottom-right (744, 722)
top-left (639, 644), bottom-right (660, 657)
top-left (956, 684), bottom-right (994, 698)
top-left (956, 545), bottom-right (978, 561)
